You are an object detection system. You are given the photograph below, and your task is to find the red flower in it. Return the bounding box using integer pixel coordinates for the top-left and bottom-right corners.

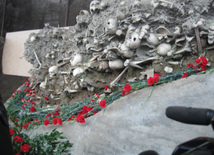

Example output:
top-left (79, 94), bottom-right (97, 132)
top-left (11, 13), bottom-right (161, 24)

top-left (68, 116), bottom-right (75, 121)
top-left (82, 106), bottom-right (89, 115)
top-left (148, 74), bottom-right (161, 85)
top-left (153, 73), bottom-right (161, 83)
top-left (81, 106), bottom-right (93, 115)
top-left (21, 144), bottom-right (30, 153)
top-left (57, 118), bottom-right (62, 125)
top-left (44, 119), bottom-right (50, 126)
top-left (30, 106), bottom-right (36, 112)
top-left (187, 63), bottom-right (194, 68)
top-left (10, 95), bottom-right (14, 98)
top-left (93, 110), bottom-right (98, 114)
top-left (46, 113), bottom-right (51, 118)
top-left (13, 136), bottom-right (23, 143)
top-left (100, 99), bottom-right (106, 108)
top-left (31, 102), bottom-right (36, 105)
top-left (24, 78), bottom-right (29, 82)
top-left (44, 96), bottom-right (49, 101)
top-left (104, 85), bottom-right (109, 90)
top-left (94, 93), bottom-right (99, 98)
top-left (200, 56), bottom-right (208, 66)
top-left (76, 114), bottom-right (85, 124)
top-left (21, 98), bottom-right (27, 103)
top-left (52, 110), bottom-right (60, 117)
top-left (122, 90), bottom-right (126, 96)
top-left (195, 58), bottom-right (201, 64)
top-left (10, 129), bottom-right (15, 135)
top-left (200, 65), bottom-right (207, 71)
top-left (16, 154), bottom-right (22, 155)
top-left (124, 84), bottom-right (132, 93)
top-left (52, 118), bottom-right (58, 125)
top-left (25, 92), bottom-right (32, 96)
top-left (23, 123), bottom-right (28, 129)
top-left (33, 118), bottom-right (41, 124)
top-left (22, 104), bottom-right (27, 109)
top-left (148, 77), bottom-right (154, 86)
top-left (182, 72), bottom-right (188, 78)
top-left (24, 88), bottom-right (32, 92)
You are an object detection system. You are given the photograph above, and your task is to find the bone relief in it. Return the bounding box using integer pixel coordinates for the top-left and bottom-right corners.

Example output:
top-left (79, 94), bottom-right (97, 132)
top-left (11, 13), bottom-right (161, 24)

top-left (24, 0), bottom-right (214, 105)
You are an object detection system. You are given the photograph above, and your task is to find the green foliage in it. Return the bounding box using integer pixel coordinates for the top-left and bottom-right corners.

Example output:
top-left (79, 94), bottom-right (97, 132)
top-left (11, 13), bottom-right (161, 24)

top-left (27, 129), bottom-right (73, 155)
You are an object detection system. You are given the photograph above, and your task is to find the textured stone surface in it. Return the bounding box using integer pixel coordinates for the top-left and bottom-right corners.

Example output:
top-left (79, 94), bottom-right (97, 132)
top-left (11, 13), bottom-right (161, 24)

top-left (29, 71), bottom-right (214, 155)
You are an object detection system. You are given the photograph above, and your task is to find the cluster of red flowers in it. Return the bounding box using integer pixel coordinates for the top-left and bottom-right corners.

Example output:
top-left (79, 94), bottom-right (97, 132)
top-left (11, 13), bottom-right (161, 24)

top-left (23, 78), bottom-right (31, 87)
top-left (44, 106), bottom-right (63, 126)
top-left (147, 73), bottom-right (161, 86)
top-left (181, 72), bottom-right (188, 78)
top-left (10, 128), bottom-right (15, 135)
top-left (13, 136), bottom-right (23, 143)
top-left (100, 99), bottom-right (106, 108)
top-left (52, 118), bottom-right (62, 125)
top-left (20, 144), bottom-right (31, 153)
top-left (187, 56), bottom-right (208, 71)
top-left (182, 56), bottom-right (208, 79)
top-left (122, 84), bottom-right (132, 96)
top-left (10, 90), bottom-right (21, 98)
top-left (76, 114), bottom-right (85, 124)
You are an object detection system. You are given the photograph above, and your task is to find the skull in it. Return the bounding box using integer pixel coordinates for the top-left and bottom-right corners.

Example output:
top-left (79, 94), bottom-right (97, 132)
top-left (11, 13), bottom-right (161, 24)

top-left (90, 0), bottom-right (101, 14)
top-left (105, 18), bottom-right (118, 35)
top-left (76, 10), bottom-right (90, 24)
top-left (48, 66), bottom-right (58, 78)
top-left (126, 32), bottom-right (141, 49)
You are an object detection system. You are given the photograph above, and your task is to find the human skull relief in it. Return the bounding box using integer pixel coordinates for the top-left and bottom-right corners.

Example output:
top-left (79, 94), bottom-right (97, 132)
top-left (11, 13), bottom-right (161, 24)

top-left (126, 32), bottom-right (141, 49)
top-left (90, 0), bottom-right (101, 14)
top-left (105, 18), bottom-right (118, 35)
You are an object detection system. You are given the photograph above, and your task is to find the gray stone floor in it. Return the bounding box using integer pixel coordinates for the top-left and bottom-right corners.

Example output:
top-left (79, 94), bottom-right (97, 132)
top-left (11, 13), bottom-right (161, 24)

top-left (28, 71), bottom-right (214, 155)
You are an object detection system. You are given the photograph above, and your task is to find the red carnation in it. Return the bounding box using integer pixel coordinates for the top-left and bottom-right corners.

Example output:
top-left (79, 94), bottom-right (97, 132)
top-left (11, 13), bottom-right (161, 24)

top-left (44, 96), bottom-right (49, 101)
top-left (44, 119), bottom-right (50, 126)
top-left (68, 116), bottom-right (75, 121)
top-left (52, 118), bottom-right (58, 125)
top-left (76, 114), bottom-right (85, 124)
top-left (182, 72), bottom-right (188, 78)
top-left (148, 77), bottom-right (154, 86)
top-left (31, 102), bottom-right (36, 105)
top-left (94, 93), bottom-right (99, 98)
top-left (10, 129), bottom-right (15, 135)
top-left (124, 84), bottom-right (132, 93)
top-left (153, 74), bottom-right (161, 83)
top-left (57, 118), bottom-right (62, 125)
top-left (200, 56), bottom-right (208, 66)
top-left (104, 85), bottom-right (109, 90)
top-left (93, 110), bottom-right (98, 114)
top-left (46, 113), bottom-right (51, 118)
top-left (13, 136), bottom-right (23, 143)
top-left (22, 123), bottom-right (28, 129)
top-left (52, 110), bottom-right (60, 117)
top-left (22, 104), bottom-right (27, 109)
top-left (122, 90), bottom-right (126, 96)
top-left (30, 106), bottom-right (36, 112)
top-left (100, 99), bottom-right (106, 108)
top-left (21, 144), bottom-right (30, 153)
top-left (187, 63), bottom-right (194, 68)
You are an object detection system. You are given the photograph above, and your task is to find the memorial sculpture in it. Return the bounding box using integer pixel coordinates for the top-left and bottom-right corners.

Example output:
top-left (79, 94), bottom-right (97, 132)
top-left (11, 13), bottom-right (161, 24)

top-left (24, 0), bottom-right (214, 105)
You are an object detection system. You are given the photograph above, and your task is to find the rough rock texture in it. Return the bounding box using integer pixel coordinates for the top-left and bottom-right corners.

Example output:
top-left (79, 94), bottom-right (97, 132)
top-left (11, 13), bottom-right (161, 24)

top-left (29, 71), bottom-right (214, 155)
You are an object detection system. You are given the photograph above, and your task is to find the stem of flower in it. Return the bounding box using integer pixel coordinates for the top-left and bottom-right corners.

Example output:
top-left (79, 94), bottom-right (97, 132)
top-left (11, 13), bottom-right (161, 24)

top-left (137, 84), bottom-right (155, 113)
